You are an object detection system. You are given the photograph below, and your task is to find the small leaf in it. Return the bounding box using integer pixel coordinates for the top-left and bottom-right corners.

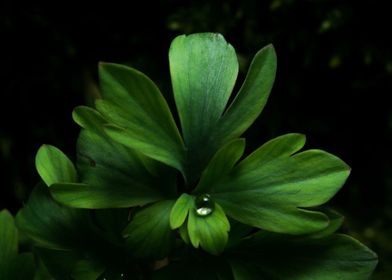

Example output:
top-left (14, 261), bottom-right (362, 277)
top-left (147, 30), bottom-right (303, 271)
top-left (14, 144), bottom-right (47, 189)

top-left (123, 200), bottom-right (175, 259)
top-left (229, 233), bottom-right (378, 280)
top-left (194, 139), bottom-right (245, 194)
top-left (97, 63), bottom-right (185, 172)
top-left (72, 105), bottom-right (107, 134)
top-left (188, 203), bottom-right (230, 255)
top-left (170, 193), bottom-right (194, 229)
top-left (307, 208), bottom-right (344, 239)
top-left (36, 144), bottom-right (78, 186)
top-left (216, 44), bottom-right (277, 142)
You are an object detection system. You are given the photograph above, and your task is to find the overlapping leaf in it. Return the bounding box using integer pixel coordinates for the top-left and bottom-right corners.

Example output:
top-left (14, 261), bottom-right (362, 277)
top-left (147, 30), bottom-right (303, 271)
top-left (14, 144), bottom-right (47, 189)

top-left (97, 63), bottom-right (185, 172)
top-left (228, 232), bottom-right (378, 280)
top-left (123, 200), bottom-right (175, 259)
top-left (169, 33), bottom-right (276, 183)
top-left (0, 210), bottom-right (35, 280)
top-left (49, 106), bottom-right (175, 208)
top-left (16, 184), bottom-right (93, 250)
top-left (194, 134), bottom-right (350, 234)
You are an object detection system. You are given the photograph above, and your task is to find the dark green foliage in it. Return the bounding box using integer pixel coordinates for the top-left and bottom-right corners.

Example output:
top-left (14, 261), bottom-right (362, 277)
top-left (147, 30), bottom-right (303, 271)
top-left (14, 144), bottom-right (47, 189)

top-left (0, 33), bottom-right (378, 279)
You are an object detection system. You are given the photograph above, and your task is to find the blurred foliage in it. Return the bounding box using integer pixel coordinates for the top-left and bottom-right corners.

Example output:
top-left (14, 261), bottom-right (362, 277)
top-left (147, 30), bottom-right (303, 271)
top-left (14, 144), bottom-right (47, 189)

top-left (1, 0), bottom-right (391, 278)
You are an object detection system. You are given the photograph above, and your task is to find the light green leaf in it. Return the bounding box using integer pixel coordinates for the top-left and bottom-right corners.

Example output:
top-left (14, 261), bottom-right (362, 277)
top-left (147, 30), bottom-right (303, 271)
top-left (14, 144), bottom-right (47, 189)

top-left (170, 193), bottom-right (194, 229)
top-left (16, 184), bottom-right (92, 250)
top-left (229, 233), bottom-right (378, 280)
top-left (72, 105), bottom-right (107, 134)
top-left (169, 33), bottom-right (238, 145)
top-left (50, 182), bottom-right (165, 209)
top-left (50, 128), bottom-right (173, 208)
top-left (169, 33), bottom-right (239, 183)
top-left (97, 62), bottom-right (185, 171)
top-left (194, 139), bottom-right (245, 194)
top-left (188, 203), bottom-right (230, 255)
top-left (213, 135), bottom-right (350, 234)
top-left (123, 200), bottom-right (175, 259)
top-left (307, 208), bottom-right (344, 239)
top-left (236, 133), bottom-right (305, 171)
top-left (216, 44), bottom-right (277, 142)
top-left (35, 144), bottom-right (78, 186)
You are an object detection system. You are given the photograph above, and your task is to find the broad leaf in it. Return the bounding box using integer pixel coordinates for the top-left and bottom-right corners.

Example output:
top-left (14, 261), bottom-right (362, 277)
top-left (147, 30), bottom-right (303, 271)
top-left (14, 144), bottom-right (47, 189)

top-left (169, 33), bottom-right (239, 183)
top-left (0, 210), bottom-right (35, 280)
top-left (188, 203), bottom-right (230, 255)
top-left (213, 135), bottom-right (350, 234)
top-left (169, 33), bottom-right (238, 146)
top-left (123, 200), bottom-right (175, 259)
top-left (35, 144), bottom-right (77, 186)
top-left (229, 233), bottom-right (378, 280)
top-left (16, 184), bottom-right (93, 250)
top-left (50, 128), bottom-right (173, 208)
top-left (97, 63), bottom-right (185, 171)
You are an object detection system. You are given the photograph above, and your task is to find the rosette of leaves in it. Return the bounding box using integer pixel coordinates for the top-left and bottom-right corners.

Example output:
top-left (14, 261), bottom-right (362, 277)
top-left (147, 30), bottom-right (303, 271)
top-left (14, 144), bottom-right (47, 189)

top-left (14, 33), bottom-right (377, 279)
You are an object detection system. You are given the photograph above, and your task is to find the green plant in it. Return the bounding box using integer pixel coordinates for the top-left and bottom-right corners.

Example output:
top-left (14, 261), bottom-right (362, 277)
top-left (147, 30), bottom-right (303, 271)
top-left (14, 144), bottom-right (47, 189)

top-left (0, 33), bottom-right (377, 279)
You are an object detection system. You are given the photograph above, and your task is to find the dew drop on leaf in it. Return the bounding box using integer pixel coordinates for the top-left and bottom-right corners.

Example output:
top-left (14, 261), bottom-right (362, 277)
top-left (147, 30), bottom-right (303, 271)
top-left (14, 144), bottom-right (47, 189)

top-left (195, 194), bottom-right (214, 216)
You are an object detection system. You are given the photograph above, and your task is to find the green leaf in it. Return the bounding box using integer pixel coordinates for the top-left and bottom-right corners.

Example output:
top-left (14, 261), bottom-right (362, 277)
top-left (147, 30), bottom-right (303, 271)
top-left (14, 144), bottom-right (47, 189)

top-left (188, 203), bottom-right (230, 255)
top-left (50, 182), bottom-right (163, 209)
top-left (97, 62), bottom-right (185, 171)
top-left (169, 33), bottom-right (239, 183)
top-left (0, 210), bottom-right (18, 276)
top-left (72, 105), bottom-right (107, 134)
top-left (35, 144), bottom-right (78, 186)
top-left (194, 139), bottom-right (245, 194)
top-left (169, 33), bottom-right (238, 146)
top-left (229, 233), bottom-right (378, 280)
top-left (236, 133), bottom-right (305, 171)
top-left (50, 128), bottom-right (172, 208)
top-left (0, 210), bottom-right (35, 280)
top-left (213, 135), bottom-right (350, 234)
top-left (71, 259), bottom-right (105, 280)
top-left (170, 193), bottom-right (194, 229)
top-left (123, 200), bottom-right (175, 259)
top-left (307, 208), bottom-right (344, 239)
top-left (16, 184), bottom-right (93, 250)
top-left (216, 44), bottom-right (277, 142)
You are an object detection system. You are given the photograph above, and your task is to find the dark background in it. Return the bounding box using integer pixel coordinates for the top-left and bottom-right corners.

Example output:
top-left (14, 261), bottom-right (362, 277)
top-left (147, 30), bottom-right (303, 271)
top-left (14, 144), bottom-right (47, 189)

top-left (1, 1), bottom-right (391, 278)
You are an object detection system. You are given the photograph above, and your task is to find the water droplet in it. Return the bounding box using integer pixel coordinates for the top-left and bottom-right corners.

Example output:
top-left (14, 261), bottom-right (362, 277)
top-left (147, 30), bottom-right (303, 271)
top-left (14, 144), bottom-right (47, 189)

top-left (195, 194), bottom-right (214, 216)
